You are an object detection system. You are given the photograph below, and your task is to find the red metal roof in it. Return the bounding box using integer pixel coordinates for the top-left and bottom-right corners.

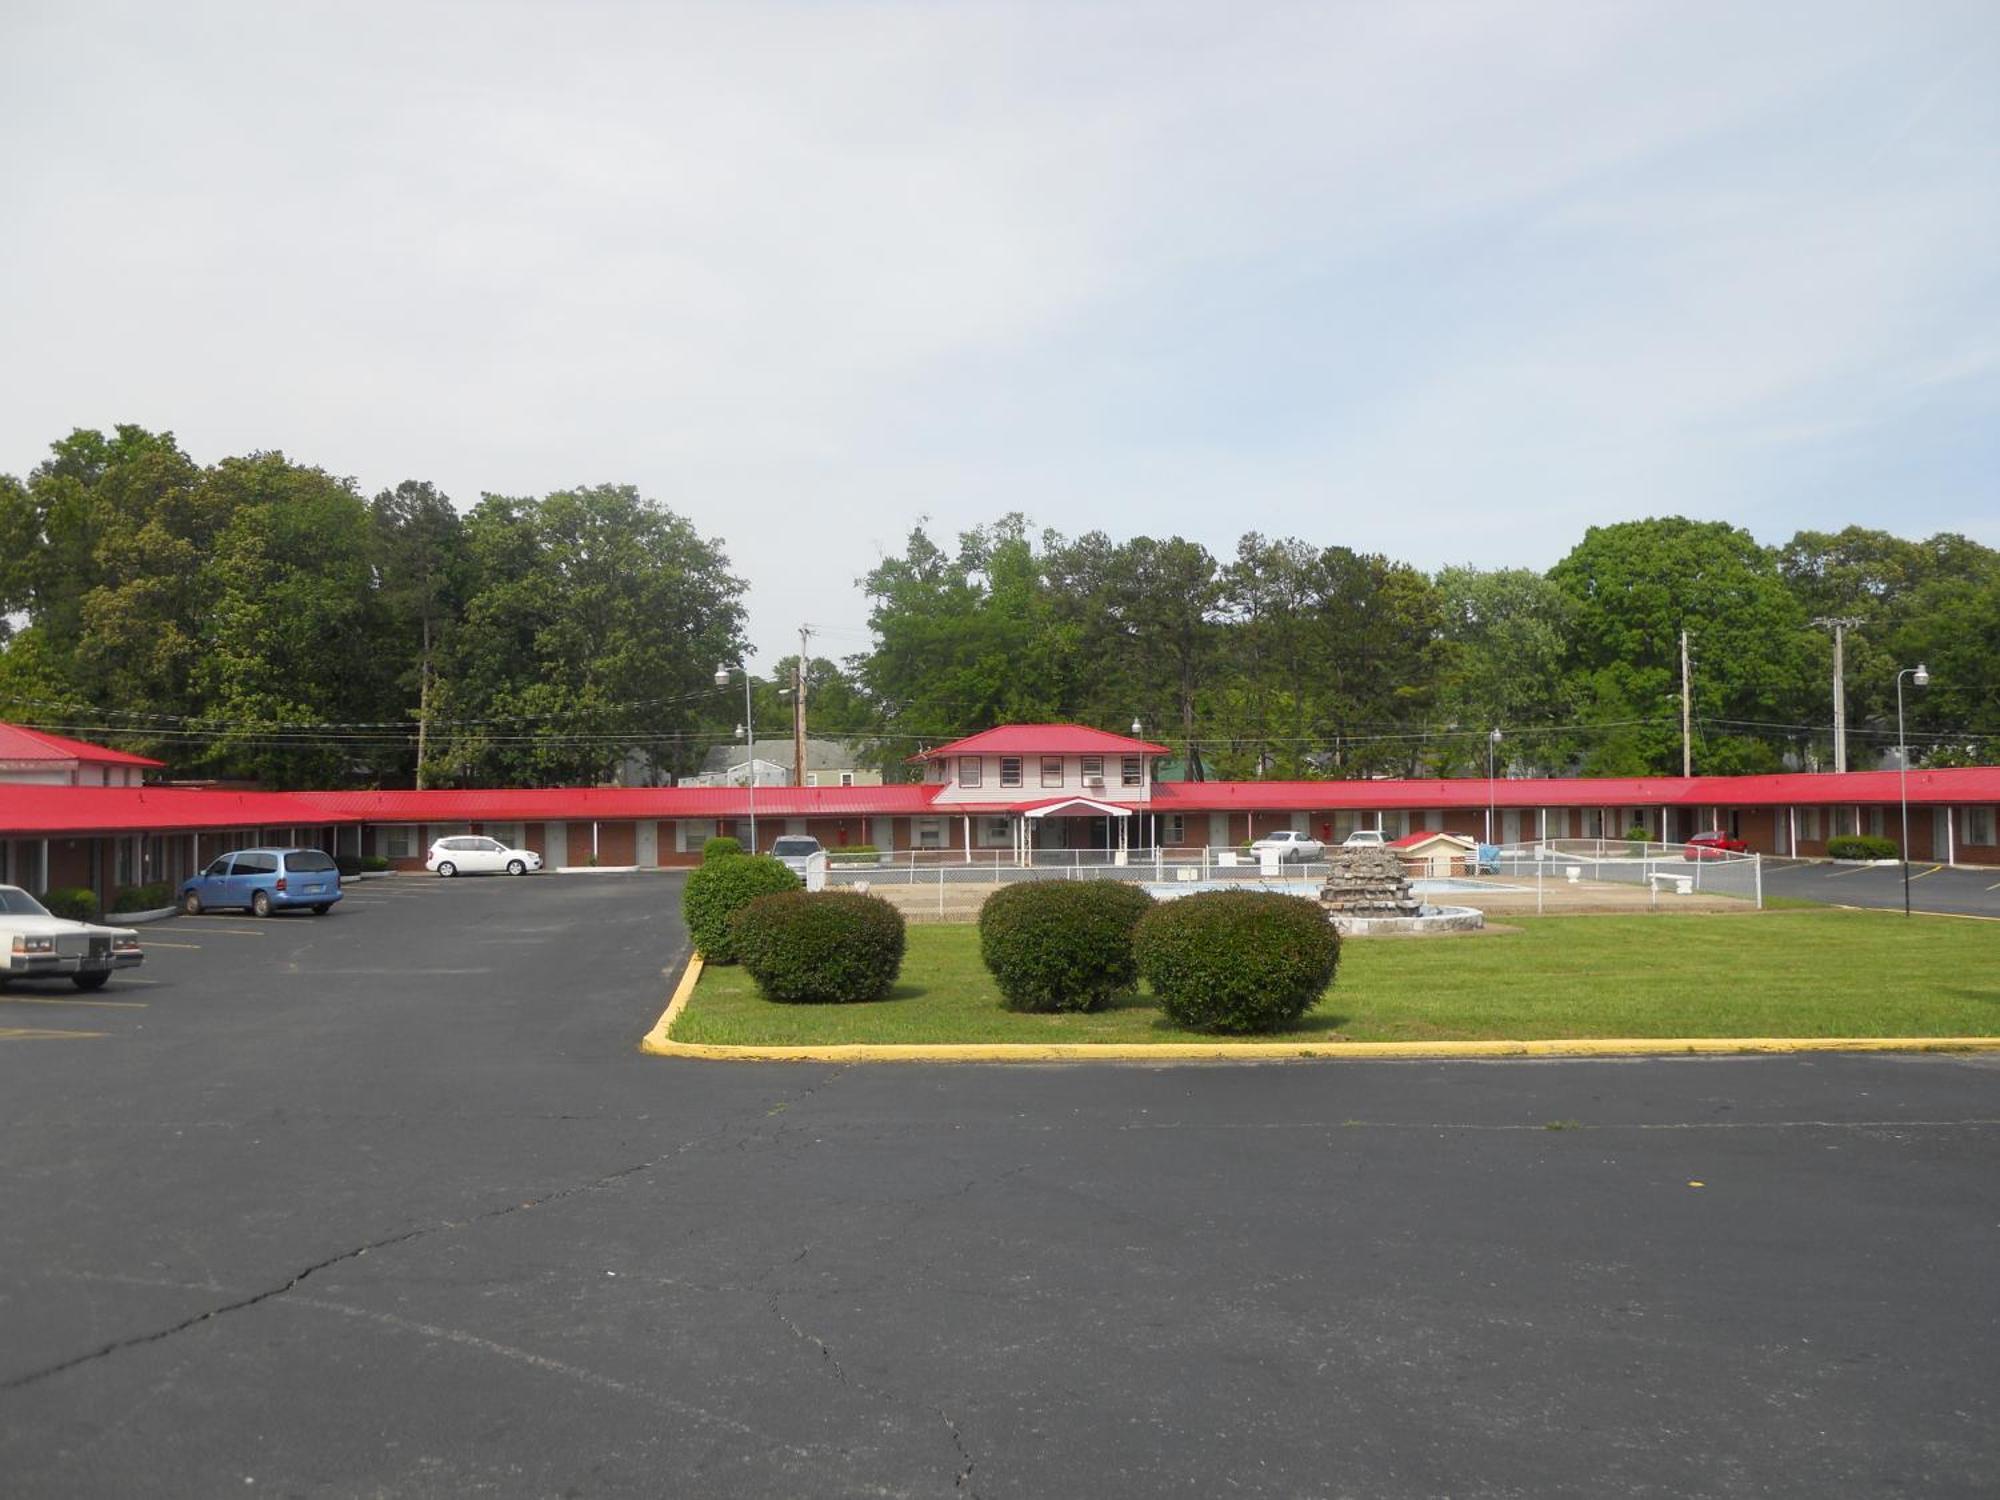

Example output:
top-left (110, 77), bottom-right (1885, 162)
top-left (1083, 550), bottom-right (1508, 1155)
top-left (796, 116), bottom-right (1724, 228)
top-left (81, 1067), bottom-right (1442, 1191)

top-left (1, 764), bottom-right (1995, 839)
top-left (910, 724), bottom-right (1172, 761)
top-left (296, 783), bottom-right (939, 821)
top-left (0, 785), bottom-right (349, 835)
top-left (1150, 765), bottom-right (2000, 811)
top-left (0, 723), bottom-right (164, 768)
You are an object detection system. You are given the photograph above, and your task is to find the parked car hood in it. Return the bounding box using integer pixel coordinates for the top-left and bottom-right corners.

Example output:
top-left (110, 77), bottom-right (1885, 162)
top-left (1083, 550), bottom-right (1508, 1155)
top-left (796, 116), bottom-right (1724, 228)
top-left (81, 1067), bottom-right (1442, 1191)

top-left (0, 915), bottom-right (139, 940)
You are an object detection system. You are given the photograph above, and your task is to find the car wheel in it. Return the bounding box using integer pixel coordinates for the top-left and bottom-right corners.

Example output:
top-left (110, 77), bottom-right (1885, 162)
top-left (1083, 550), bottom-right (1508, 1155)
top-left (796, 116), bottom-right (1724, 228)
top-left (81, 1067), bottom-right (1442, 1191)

top-left (252, 889), bottom-right (273, 918)
top-left (183, 890), bottom-right (203, 916)
top-left (72, 972), bottom-right (110, 992)
top-left (312, 904), bottom-right (331, 916)
top-left (506, 859), bottom-right (526, 876)
top-left (437, 861), bottom-right (456, 878)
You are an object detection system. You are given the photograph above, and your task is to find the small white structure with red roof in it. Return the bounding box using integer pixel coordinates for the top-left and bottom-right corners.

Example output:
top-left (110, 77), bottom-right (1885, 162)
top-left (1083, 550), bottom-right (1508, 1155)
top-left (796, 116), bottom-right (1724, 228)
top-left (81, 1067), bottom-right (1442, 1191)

top-left (1387, 829), bottom-right (1480, 878)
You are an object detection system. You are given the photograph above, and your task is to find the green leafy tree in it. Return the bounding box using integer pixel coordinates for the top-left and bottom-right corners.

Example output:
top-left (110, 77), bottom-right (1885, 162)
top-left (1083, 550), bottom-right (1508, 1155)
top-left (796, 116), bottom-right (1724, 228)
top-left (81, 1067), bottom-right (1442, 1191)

top-left (1550, 518), bottom-right (1811, 775)
top-left (431, 485), bottom-right (745, 786)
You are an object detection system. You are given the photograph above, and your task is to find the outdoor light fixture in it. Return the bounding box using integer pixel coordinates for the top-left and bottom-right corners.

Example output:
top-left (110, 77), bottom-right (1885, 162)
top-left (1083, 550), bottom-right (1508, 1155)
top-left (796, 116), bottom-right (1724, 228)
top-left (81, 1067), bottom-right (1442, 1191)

top-left (716, 663), bottom-right (757, 849)
top-left (1131, 718), bottom-right (1143, 736)
top-left (1896, 664), bottom-right (1929, 917)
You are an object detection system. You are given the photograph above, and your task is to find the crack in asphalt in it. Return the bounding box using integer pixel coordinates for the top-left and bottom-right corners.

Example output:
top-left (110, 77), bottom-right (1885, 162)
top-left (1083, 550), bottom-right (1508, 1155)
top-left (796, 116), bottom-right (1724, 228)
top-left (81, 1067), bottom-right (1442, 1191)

top-left (2, 1064), bottom-right (855, 1393)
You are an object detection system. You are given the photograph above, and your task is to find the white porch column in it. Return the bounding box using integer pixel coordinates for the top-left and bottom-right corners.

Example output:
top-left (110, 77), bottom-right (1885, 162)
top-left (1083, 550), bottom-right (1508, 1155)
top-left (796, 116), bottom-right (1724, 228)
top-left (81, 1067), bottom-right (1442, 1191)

top-left (1947, 806), bottom-right (1956, 864)
top-left (1787, 806), bottom-right (1797, 857)
top-left (963, 814), bottom-right (971, 863)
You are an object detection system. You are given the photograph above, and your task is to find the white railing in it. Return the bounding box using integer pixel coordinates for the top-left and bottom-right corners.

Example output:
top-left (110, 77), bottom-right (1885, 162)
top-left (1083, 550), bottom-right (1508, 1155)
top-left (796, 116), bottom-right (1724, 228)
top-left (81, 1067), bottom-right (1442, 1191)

top-left (822, 838), bottom-right (1763, 909)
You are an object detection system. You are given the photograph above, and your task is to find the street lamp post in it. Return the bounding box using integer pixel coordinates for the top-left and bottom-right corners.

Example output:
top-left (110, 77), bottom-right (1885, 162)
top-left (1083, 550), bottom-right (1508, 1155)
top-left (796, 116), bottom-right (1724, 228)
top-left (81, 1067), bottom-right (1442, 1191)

top-left (715, 663), bottom-right (756, 851)
top-left (1486, 728), bottom-right (1502, 846)
top-left (1895, 663), bottom-right (1929, 917)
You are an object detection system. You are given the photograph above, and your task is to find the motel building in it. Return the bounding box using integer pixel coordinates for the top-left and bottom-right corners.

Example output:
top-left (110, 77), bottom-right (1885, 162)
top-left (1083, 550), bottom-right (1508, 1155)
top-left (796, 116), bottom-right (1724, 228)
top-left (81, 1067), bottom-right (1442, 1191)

top-left (0, 721), bottom-right (1996, 912)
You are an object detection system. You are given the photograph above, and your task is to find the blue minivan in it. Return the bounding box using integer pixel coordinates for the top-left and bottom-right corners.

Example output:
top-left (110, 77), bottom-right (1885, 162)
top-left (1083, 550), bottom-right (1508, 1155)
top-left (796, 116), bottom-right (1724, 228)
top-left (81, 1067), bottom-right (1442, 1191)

top-left (179, 848), bottom-right (343, 918)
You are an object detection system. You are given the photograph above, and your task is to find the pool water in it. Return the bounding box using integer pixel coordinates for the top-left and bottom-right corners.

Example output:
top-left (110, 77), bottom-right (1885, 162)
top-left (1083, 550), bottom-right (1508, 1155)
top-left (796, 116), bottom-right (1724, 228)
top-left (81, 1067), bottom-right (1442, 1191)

top-left (1141, 877), bottom-right (1520, 899)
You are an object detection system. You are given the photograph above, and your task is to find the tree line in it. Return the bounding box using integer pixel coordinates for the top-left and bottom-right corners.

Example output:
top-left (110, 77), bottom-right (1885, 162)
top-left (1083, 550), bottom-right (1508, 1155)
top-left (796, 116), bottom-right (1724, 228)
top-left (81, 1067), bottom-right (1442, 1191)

top-left (0, 425), bottom-right (1994, 788)
top-left (855, 514), bottom-right (1999, 778)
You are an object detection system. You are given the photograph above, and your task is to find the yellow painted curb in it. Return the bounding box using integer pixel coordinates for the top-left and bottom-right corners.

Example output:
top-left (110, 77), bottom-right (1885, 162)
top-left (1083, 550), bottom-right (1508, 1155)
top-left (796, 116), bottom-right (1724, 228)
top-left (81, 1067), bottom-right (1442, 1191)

top-left (639, 955), bottom-right (2000, 1064)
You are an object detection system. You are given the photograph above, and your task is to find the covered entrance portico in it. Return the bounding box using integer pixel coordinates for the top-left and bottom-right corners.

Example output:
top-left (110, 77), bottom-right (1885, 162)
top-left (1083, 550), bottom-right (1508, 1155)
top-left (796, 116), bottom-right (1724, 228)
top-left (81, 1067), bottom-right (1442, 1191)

top-left (1013, 796), bottom-right (1135, 862)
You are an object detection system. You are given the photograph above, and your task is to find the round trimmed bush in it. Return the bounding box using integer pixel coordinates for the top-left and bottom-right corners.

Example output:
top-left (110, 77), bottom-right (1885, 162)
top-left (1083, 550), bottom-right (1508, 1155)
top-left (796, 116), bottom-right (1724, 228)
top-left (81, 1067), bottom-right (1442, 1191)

top-left (38, 887), bottom-right (100, 922)
top-left (702, 835), bottom-right (744, 861)
top-left (1133, 890), bottom-right (1341, 1034)
top-left (1826, 833), bottom-right (1898, 860)
top-left (682, 853), bottom-right (799, 962)
top-left (978, 880), bottom-right (1156, 1013)
top-left (731, 889), bottom-right (906, 1003)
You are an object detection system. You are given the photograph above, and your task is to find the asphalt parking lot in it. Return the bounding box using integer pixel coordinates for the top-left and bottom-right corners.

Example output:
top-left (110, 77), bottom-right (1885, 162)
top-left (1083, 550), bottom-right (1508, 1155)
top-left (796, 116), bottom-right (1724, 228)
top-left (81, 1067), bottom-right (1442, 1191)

top-left (1, 873), bottom-right (1996, 1497)
top-left (1762, 858), bottom-right (2000, 918)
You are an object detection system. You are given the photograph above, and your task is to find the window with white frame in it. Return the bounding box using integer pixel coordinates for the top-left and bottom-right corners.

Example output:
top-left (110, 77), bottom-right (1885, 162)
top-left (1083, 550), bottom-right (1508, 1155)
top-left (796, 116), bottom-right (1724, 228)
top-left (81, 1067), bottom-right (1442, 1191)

top-left (1081, 755), bottom-right (1103, 782)
top-left (1121, 756), bottom-right (1142, 787)
top-left (1163, 814), bottom-right (1185, 844)
top-left (915, 818), bottom-right (944, 848)
top-left (382, 826), bottom-right (416, 859)
top-left (839, 772), bottom-right (854, 787)
top-left (1000, 757), bottom-right (1023, 788)
top-left (986, 818), bottom-right (1010, 843)
top-left (1040, 756), bottom-right (1063, 788)
top-left (1965, 806), bottom-right (1996, 845)
top-left (958, 758), bottom-right (982, 788)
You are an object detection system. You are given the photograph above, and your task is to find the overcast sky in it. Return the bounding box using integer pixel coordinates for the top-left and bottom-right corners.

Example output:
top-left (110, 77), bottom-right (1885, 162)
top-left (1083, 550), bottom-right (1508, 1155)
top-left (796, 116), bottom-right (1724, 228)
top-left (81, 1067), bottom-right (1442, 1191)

top-left (3, 1), bottom-right (1996, 669)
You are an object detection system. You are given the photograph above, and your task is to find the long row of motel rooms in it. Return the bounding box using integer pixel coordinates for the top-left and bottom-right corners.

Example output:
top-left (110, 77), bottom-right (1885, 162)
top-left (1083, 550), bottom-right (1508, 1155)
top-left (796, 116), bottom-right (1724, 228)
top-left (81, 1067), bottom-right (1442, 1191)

top-left (3, 723), bottom-right (1997, 905)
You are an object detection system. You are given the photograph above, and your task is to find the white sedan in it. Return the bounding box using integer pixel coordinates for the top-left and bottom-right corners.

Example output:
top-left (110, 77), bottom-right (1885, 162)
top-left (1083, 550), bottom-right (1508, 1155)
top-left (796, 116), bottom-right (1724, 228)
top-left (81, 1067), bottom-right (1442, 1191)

top-left (426, 836), bottom-right (544, 877)
top-left (0, 885), bottom-right (143, 991)
top-left (1249, 830), bottom-right (1325, 861)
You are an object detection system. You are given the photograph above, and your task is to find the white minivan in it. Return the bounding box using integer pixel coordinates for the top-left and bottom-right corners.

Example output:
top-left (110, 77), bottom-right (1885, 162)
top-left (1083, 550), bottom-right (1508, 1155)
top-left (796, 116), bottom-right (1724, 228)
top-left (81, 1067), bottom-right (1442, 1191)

top-left (427, 836), bottom-right (543, 877)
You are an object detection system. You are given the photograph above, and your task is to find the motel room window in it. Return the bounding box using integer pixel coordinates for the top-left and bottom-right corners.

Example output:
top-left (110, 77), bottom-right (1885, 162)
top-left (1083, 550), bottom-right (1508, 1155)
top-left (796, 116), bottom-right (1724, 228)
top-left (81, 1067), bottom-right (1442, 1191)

top-left (1966, 806), bottom-right (1996, 845)
top-left (1800, 808), bottom-right (1821, 842)
top-left (986, 818), bottom-right (1010, 842)
top-left (1081, 756), bottom-right (1103, 781)
top-left (1040, 756), bottom-right (1063, 789)
top-left (1163, 815), bottom-right (1185, 844)
top-left (916, 819), bottom-right (944, 849)
top-left (382, 827), bottom-right (416, 859)
top-left (958, 758), bottom-right (982, 788)
top-left (1000, 757), bottom-right (1023, 788)
top-left (1867, 807), bottom-right (1885, 837)
top-left (1121, 756), bottom-right (1142, 787)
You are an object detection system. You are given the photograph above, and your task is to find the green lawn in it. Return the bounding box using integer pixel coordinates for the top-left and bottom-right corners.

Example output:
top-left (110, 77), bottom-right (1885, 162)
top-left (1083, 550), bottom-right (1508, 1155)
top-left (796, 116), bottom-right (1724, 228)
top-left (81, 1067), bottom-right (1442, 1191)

top-left (672, 910), bottom-right (2000, 1045)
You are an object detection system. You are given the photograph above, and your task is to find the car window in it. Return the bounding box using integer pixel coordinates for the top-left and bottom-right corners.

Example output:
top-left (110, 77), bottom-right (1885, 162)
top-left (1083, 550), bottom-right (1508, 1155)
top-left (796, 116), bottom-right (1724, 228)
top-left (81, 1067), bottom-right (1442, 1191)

top-left (0, 887), bottom-right (51, 917)
top-left (206, 856), bottom-right (233, 876)
top-left (772, 838), bottom-right (821, 855)
top-left (477, 839), bottom-right (504, 851)
top-left (286, 851), bottom-right (337, 873)
top-left (236, 852), bottom-right (279, 875)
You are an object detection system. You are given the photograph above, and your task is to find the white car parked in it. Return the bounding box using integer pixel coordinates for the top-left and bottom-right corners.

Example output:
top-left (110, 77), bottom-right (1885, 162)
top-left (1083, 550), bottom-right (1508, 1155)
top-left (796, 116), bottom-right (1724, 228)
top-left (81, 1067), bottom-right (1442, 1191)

top-left (1341, 829), bottom-right (1388, 847)
top-left (1249, 830), bottom-right (1325, 861)
top-left (0, 885), bottom-right (143, 991)
top-left (427, 836), bottom-right (543, 877)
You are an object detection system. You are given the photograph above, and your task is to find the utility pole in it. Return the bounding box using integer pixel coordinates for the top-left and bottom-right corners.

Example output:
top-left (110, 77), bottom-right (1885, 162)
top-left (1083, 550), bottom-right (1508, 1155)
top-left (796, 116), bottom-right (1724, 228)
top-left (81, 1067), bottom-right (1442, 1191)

top-left (1811, 616), bottom-right (1863, 772)
top-left (1680, 629), bottom-right (1692, 778)
top-left (793, 624), bottom-right (812, 788)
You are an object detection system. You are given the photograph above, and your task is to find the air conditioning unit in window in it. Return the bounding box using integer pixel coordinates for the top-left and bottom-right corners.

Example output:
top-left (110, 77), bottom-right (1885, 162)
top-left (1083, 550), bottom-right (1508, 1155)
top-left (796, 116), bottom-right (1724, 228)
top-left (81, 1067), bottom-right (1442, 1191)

top-left (1083, 774), bottom-right (1104, 788)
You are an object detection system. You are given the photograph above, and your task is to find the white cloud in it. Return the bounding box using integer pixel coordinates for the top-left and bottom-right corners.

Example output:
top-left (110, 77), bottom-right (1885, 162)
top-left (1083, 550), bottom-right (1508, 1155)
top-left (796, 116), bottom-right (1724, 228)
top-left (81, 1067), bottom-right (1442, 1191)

top-left (2, 1), bottom-right (1994, 665)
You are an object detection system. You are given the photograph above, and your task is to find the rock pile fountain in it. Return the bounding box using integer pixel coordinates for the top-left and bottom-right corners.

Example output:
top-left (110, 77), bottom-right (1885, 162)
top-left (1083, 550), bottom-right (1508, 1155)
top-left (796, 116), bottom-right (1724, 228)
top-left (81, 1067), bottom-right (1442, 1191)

top-left (1319, 845), bottom-right (1484, 936)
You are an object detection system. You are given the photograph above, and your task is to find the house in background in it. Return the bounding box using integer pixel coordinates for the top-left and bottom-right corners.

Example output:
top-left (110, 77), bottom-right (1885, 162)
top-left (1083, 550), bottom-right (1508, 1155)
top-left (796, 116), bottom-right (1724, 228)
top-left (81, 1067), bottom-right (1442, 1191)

top-left (0, 723), bottom-right (161, 787)
top-left (683, 737), bottom-right (885, 789)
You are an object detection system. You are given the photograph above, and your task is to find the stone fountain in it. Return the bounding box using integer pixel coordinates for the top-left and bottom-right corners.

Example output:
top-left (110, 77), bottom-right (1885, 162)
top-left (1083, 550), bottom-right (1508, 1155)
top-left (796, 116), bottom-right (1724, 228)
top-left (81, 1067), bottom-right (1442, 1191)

top-left (1318, 845), bottom-right (1483, 936)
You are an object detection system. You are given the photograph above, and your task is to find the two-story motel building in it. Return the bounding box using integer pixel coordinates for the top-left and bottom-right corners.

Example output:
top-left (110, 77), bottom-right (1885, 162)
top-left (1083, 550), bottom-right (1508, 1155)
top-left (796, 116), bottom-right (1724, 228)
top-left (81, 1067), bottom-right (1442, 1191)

top-left (0, 722), bottom-right (1996, 910)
